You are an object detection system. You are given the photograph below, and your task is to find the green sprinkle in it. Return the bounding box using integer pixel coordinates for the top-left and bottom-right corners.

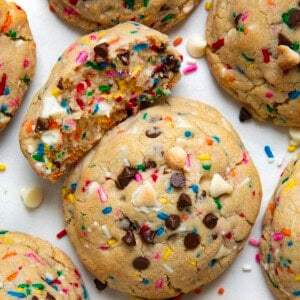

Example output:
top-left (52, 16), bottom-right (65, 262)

top-left (155, 89), bottom-right (164, 95)
top-left (32, 153), bottom-right (45, 163)
top-left (137, 164), bottom-right (145, 171)
top-left (85, 61), bottom-right (102, 70)
top-left (26, 288), bottom-right (31, 295)
top-left (282, 8), bottom-right (297, 28)
top-left (292, 41), bottom-right (299, 51)
top-left (161, 14), bottom-right (174, 23)
top-left (143, 0), bottom-right (149, 7)
top-left (282, 177), bottom-right (289, 184)
top-left (86, 90), bottom-right (93, 97)
top-left (22, 74), bottom-right (31, 85)
top-left (18, 284), bottom-right (30, 288)
top-left (239, 26), bottom-right (244, 32)
top-left (0, 230), bottom-right (8, 235)
top-left (130, 30), bottom-right (138, 34)
top-left (57, 270), bottom-right (63, 276)
top-left (8, 30), bottom-right (17, 38)
top-left (31, 283), bottom-right (45, 290)
top-left (142, 113), bottom-right (148, 119)
top-left (266, 104), bottom-right (274, 113)
top-left (213, 198), bottom-right (222, 210)
top-left (125, 0), bottom-right (134, 9)
top-left (99, 85), bottom-right (111, 92)
top-left (242, 53), bottom-right (255, 62)
top-left (202, 164), bottom-right (211, 171)
top-left (266, 272), bottom-right (279, 288)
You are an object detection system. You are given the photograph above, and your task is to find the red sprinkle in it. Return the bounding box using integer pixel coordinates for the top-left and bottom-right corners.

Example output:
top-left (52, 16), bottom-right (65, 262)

top-left (212, 38), bottom-right (224, 50)
top-left (262, 48), bottom-right (270, 63)
top-left (0, 73), bottom-right (7, 96)
top-left (56, 229), bottom-right (67, 239)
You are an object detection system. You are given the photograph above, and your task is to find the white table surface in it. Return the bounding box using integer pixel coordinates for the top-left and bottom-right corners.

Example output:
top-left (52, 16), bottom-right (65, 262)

top-left (0, 1), bottom-right (297, 299)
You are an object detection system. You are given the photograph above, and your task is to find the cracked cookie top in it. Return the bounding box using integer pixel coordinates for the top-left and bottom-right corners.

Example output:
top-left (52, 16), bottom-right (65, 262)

top-left (0, 231), bottom-right (88, 300)
top-left (0, 0), bottom-right (36, 131)
top-left (48, 0), bottom-right (200, 32)
top-left (62, 96), bottom-right (262, 299)
top-left (206, 0), bottom-right (300, 126)
top-left (260, 154), bottom-right (300, 299)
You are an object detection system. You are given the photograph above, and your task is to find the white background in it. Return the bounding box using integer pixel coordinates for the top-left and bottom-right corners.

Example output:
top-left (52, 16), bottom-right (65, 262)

top-left (0, 1), bottom-right (297, 299)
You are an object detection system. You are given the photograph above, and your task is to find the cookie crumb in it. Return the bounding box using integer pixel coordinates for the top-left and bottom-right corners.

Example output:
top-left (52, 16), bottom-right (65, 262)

top-left (20, 186), bottom-right (43, 208)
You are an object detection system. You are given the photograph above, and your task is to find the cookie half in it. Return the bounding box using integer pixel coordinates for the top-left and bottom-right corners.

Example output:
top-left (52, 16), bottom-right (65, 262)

top-left (206, 0), bottom-right (300, 126)
top-left (49, 0), bottom-right (200, 32)
top-left (0, 230), bottom-right (88, 299)
top-left (260, 155), bottom-right (300, 299)
top-left (19, 22), bottom-right (181, 182)
top-left (0, 0), bottom-right (36, 132)
top-left (63, 96), bottom-right (262, 299)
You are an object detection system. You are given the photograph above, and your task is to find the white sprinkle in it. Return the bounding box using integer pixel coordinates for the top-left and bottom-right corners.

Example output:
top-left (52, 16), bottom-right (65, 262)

top-left (242, 264), bottom-right (252, 272)
top-left (123, 159), bottom-right (130, 166)
top-left (276, 156), bottom-right (284, 167)
top-left (267, 158), bottom-right (274, 164)
top-left (238, 177), bottom-right (251, 188)
top-left (93, 221), bottom-right (99, 227)
top-left (101, 225), bottom-right (112, 239)
top-left (163, 264), bottom-right (174, 273)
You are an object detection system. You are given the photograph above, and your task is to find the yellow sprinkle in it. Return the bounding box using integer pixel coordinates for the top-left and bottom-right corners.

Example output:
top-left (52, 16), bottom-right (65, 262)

top-left (249, 63), bottom-right (255, 68)
top-left (79, 37), bottom-right (90, 44)
top-left (51, 88), bottom-right (60, 96)
top-left (190, 260), bottom-right (197, 266)
top-left (16, 287), bottom-right (24, 292)
top-left (205, 1), bottom-right (212, 10)
top-left (198, 154), bottom-right (211, 161)
top-left (132, 272), bottom-right (140, 279)
top-left (294, 275), bottom-right (300, 281)
top-left (45, 162), bottom-right (53, 169)
top-left (132, 65), bottom-right (142, 77)
top-left (284, 180), bottom-right (297, 190)
top-left (0, 163), bottom-right (6, 171)
top-left (162, 247), bottom-right (173, 260)
top-left (160, 198), bottom-right (168, 205)
top-left (61, 187), bottom-right (67, 196)
top-left (67, 193), bottom-right (75, 203)
top-left (97, 31), bottom-right (106, 39)
top-left (116, 79), bottom-right (127, 91)
top-left (107, 238), bottom-right (117, 247)
top-left (288, 145), bottom-right (296, 152)
top-left (36, 290), bottom-right (42, 295)
top-left (1, 237), bottom-right (13, 243)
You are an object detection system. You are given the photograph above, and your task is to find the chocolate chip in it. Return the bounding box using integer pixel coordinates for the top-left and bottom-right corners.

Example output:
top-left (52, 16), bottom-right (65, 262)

top-left (145, 127), bottom-right (161, 138)
top-left (46, 293), bottom-right (55, 300)
top-left (133, 256), bottom-right (150, 270)
top-left (278, 33), bottom-right (293, 47)
top-left (157, 43), bottom-right (167, 53)
top-left (144, 159), bottom-right (157, 169)
top-left (117, 50), bottom-right (130, 66)
top-left (32, 297), bottom-right (39, 300)
top-left (211, 233), bottom-right (218, 240)
top-left (177, 193), bottom-right (192, 211)
top-left (170, 173), bottom-right (186, 188)
top-left (234, 13), bottom-right (242, 27)
top-left (94, 42), bottom-right (109, 58)
top-left (184, 232), bottom-right (200, 250)
top-left (122, 230), bottom-right (136, 246)
top-left (115, 166), bottom-right (137, 189)
top-left (160, 4), bottom-right (170, 11)
top-left (165, 214), bottom-right (181, 230)
top-left (203, 213), bottom-right (218, 229)
top-left (239, 107), bottom-right (252, 122)
top-left (57, 78), bottom-right (64, 90)
top-left (35, 118), bottom-right (49, 132)
top-left (94, 278), bottom-right (107, 290)
top-left (288, 9), bottom-right (300, 27)
top-left (141, 230), bottom-right (156, 244)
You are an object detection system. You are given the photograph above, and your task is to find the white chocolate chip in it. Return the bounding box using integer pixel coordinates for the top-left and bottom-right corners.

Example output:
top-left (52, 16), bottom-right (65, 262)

top-left (242, 264), bottom-right (252, 272)
top-left (277, 45), bottom-right (300, 70)
top-left (186, 36), bottom-right (207, 58)
top-left (210, 173), bottom-right (233, 197)
top-left (289, 128), bottom-right (300, 145)
top-left (131, 181), bottom-right (156, 207)
top-left (165, 146), bottom-right (187, 169)
top-left (20, 186), bottom-right (43, 208)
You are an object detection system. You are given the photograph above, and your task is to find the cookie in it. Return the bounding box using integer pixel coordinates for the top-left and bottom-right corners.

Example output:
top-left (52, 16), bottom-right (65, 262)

top-left (0, 230), bottom-right (88, 299)
top-left (62, 96), bottom-right (262, 299)
top-left (260, 155), bottom-right (300, 299)
top-left (49, 0), bottom-right (200, 33)
top-left (206, 0), bottom-right (300, 127)
top-left (19, 22), bottom-right (181, 182)
top-left (0, 0), bottom-right (36, 132)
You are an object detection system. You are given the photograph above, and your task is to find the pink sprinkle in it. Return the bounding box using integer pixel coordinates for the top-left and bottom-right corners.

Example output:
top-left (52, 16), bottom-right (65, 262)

top-left (62, 288), bottom-right (69, 295)
top-left (186, 154), bottom-right (191, 167)
top-left (265, 92), bottom-right (273, 98)
top-left (23, 59), bottom-right (29, 68)
top-left (114, 210), bottom-right (122, 217)
top-left (67, 44), bottom-right (77, 53)
top-left (98, 186), bottom-right (107, 203)
top-left (26, 252), bottom-right (45, 265)
top-left (183, 64), bottom-right (198, 75)
top-left (135, 173), bottom-right (143, 182)
top-left (106, 70), bottom-right (120, 78)
top-left (255, 253), bottom-right (260, 263)
top-left (76, 51), bottom-right (88, 65)
top-left (273, 232), bottom-right (284, 241)
top-left (155, 279), bottom-right (163, 289)
top-left (249, 238), bottom-right (260, 247)
top-left (90, 34), bottom-right (97, 40)
top-left (241, 11), bottom-right (249, 21)
top-left (242, 152), bottom-right (249, 164)
top-left (8, 98), bottom-right (20, 108)
top-left (99, 244), bottom-right (109, 250)
top-left (63, 7), bottom-right (79, 16)
top-left (153, 253), bottom-right (161, 260)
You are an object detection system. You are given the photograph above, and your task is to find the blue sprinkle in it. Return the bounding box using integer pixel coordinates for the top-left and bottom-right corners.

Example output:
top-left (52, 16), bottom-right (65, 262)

top-left (1, 104), bottom-right (7, 112)
top-left (289, 90), bottom-right (300, 100)
top-left (99, 62), bottom-right (109, 69)
top-left (293, 291), bottom-right (300, 296)
top-left (52, 285), bottom-right (58, 291)
top-left (61, 99), bottom-right (68, 107)
top-left (184, 130), bottom-right (192, 138)
top-left (287, 241), bottom-right (293, 247)
top-left (156, 227), bottom-right (165, 236)
top-left (153, 78), bottom-right (159, 85)
top-left (190, 185), bottom-right (199, 193)
top-left (7, 291), bottom-right (26, 298)
top-left (63, 125), bottom-right (69, 131)
top-left (264, 145), bottom-right (274, 158)
top-left (134, 43), bottom-right (148, 52)
top-left (209, 259), bottom-right (217, 267)
top-left (267, 253), bottom-right (271, 264)
top-left (82, 284), bottom-right (88, 299)
top-left (71, 183), bottom-right (77, 190)
top-left (142, 278), bottom-right (149, 285)
top-left (4, 87), bottom-right (10, 95)
top-left (157, 212), bottom-right (169, 220)
top-left (45, 278), bottom-right (52, 284)
top-left (166, 184), bottom-right (173, 193)
top-left (196, 252), bottom-right (201, 258)
top-left (93, 103), bottom-right (99, 114)
top-left (102, 207), bottom-right (112, 214)
top-left (37, 143), bottom-right (44, 156)
top-left (192, 228), bottom-right (198, 233)
top-left (139, 15), bottom-right (145, 20)
top-left (212, 136), bottom-right (220, 143)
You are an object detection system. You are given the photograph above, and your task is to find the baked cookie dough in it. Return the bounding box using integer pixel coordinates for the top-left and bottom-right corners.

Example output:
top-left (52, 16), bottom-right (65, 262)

top-left (0, 0), bottom-right (36, 132)
top-left (63, 97), bottom-right (262, 299)
top-left (260, 155), bottom-right (300, 299)
top-left (206, 0), bottom-right (300, 126)
top-left (49, 0), bottom-right (200, 33)
top-left (19, 22), bottom-right (181, 182)
top-left (0, 230), bottom-right (88, 299)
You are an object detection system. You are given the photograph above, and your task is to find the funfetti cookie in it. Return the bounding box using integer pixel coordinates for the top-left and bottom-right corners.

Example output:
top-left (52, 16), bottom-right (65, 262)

top-left (49, 0), bottom-right (200, 33)
top-left (0, 0), bottom-right (36, 132)
top-left (260, 155), bottom-right (300, 299)
top-left (19, 22), bottom-right (181, 182)
top-left (62, 97), bottom-right (262, 299)
top-left (0, 230), bottom-right (88, 299)
top-left (206, 0), bottom-right (300, 127)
